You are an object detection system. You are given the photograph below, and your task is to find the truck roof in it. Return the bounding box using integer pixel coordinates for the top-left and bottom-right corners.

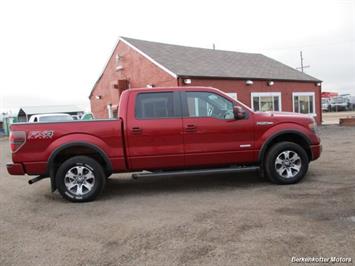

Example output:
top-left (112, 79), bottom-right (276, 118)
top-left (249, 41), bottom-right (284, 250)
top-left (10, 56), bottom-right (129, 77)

top-left (123, 86), bottom-right (253, 112)
top-left (127, 86), bottom-right (218, 92)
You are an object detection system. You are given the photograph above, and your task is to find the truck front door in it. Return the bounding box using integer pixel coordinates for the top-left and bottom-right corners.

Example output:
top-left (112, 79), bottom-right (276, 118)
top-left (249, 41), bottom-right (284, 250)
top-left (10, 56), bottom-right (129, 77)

top-left (182, 91), bottom-right (255, 168)
top-left (126, 90), bottom-right (184, 170)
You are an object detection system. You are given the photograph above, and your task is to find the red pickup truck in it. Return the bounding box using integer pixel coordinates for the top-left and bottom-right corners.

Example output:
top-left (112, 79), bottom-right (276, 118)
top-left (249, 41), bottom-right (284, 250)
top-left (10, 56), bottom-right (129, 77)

top-left (7, 87), bottom-right (321, 202)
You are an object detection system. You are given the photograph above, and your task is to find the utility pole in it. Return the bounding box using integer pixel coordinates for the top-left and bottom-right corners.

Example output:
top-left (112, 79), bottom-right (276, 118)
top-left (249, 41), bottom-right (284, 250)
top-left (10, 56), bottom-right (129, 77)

top-left (296, 51), bottom-right (310, 72)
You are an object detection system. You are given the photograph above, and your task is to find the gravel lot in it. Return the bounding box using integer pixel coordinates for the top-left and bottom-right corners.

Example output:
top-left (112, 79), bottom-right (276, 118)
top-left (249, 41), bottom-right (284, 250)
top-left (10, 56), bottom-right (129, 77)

top-left (1, 126), bottom-right (355, 266)
top-left (322, 111), bottom-right (355, 125)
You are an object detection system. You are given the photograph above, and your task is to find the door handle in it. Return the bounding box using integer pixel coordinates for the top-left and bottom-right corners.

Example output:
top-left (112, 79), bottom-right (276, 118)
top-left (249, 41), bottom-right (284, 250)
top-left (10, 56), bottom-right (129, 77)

top-left (185, 124), bottom-right (197, 132)
top-left (132, 127), bottom-right (143, 134)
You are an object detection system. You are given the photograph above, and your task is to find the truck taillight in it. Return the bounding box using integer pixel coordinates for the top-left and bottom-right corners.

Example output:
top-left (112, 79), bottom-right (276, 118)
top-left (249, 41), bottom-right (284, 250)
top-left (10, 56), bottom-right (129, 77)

top-left (9, 131), bottom-right (26, 153)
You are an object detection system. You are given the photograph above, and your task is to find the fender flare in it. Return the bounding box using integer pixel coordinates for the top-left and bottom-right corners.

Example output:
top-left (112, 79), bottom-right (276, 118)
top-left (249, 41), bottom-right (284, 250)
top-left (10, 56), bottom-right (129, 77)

top-left (48, 142), bottom-right (112, 191)
top-left (258, 130), bottom-right (312, 162)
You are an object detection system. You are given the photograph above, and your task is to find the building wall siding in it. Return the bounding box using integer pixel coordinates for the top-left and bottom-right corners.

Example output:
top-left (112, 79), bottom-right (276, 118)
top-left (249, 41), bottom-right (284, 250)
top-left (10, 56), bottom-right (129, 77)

top-left (90, 41), bottom-right (177, 118)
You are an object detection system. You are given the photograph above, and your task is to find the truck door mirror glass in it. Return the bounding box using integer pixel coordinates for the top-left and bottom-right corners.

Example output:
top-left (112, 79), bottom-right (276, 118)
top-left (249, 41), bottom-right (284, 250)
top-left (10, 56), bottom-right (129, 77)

top-left (233, 106), bottom-right (246, 120)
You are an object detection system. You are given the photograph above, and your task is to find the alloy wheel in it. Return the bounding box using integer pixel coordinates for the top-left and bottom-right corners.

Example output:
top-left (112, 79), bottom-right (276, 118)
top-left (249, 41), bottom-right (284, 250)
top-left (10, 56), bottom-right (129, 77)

top-left (64, 166), bottom-right (95, 196)
top-left (274, 150), bottom-right (302, 179)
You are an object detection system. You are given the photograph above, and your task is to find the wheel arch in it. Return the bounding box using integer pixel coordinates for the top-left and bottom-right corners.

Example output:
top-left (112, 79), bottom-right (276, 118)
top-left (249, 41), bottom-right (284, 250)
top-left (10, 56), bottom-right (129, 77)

top-left (48, 142), bottom-right (112, 192)
top-left (258, 130), bottom-right (312, 163)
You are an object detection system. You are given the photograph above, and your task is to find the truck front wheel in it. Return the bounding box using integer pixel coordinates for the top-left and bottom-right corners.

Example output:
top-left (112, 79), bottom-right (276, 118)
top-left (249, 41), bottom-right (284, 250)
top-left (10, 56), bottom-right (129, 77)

top-left (264, 142), bottom-right (309, 184)
top-left (55, 156), bottom-right (106, 202)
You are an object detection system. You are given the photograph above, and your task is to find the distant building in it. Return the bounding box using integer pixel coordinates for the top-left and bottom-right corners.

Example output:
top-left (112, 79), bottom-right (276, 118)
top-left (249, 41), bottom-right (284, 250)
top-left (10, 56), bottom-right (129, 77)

top-left (321, 92), bottom-right (338, 99)
top-left (89, 37), bottom-right (322, 123)
top-left (1, 113), bottom-right (17, 136)
top-left (17, 105), bottom-right (84, 122)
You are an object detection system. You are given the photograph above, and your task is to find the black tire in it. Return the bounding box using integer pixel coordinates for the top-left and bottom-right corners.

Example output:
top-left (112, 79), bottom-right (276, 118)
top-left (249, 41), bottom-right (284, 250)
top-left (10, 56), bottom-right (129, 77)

top-left (264, 141), bottom-right (309, 184)
top-left (55, 156), bottom-right (106, 202)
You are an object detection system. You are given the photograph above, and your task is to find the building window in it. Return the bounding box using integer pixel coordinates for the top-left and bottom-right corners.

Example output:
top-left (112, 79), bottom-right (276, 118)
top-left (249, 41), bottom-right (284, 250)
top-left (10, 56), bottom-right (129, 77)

top-left (225, 92), bottom-right (237, 100)
top-left (186, 92), bottom-right (234, 120)
top-left (135, 92), bottom-right (175, 119)
top-left (293, 92), bottom-right (315, 115)
top-left (251, 92), bottom-right (281, 112)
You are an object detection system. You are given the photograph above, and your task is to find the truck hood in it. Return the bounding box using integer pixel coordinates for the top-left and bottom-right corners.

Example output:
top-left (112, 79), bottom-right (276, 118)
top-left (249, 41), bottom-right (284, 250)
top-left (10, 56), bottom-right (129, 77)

top-left (254, 111), bottom-right (315, 124)
top-left (257, 111), bottom-right (311, 118)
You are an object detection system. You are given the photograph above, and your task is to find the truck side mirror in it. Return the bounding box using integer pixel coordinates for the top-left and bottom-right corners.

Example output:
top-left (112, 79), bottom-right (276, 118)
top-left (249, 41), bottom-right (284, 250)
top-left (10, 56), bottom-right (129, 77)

top-left (233, 106), bottom-right (246, 120)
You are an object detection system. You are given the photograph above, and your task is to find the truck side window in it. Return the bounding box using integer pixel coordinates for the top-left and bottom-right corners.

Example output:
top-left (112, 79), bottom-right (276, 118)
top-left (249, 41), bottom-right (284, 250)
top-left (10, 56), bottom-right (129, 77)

top-left (186, 92), bottom-right (234, 120)
top-left (136, 92), bottom-right (175, 119)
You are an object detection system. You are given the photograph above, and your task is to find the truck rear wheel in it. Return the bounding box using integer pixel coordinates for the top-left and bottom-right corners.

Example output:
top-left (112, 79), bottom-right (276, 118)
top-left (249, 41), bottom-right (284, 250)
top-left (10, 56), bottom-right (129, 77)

top-left (264, 142), bottom-right (309, 184)
top-left (55, 156), bottom-right (106, 202)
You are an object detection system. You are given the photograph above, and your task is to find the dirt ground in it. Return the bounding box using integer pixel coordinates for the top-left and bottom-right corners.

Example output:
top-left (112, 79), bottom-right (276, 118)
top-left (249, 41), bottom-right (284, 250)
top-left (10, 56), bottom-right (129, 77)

top-left (322, 111), bottom-right (355, 125)
top-left (0, 126), bottom-right (355, 266)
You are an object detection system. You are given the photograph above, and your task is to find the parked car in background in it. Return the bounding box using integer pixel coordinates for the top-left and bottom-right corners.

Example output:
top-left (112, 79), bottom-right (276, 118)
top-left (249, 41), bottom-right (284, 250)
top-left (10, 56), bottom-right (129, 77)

top-left (29, 113), bottom-right (73, 123)
top-left (321, 98), bottom-right (331, 112)
top-left (71, 115), bottom-right (81, 120)
top-left (7, 87), bottom-right (321, 202)
top-left (351, 96), bottom-right (355, 111)
top-left (330, 96), bottom-right (350, 111)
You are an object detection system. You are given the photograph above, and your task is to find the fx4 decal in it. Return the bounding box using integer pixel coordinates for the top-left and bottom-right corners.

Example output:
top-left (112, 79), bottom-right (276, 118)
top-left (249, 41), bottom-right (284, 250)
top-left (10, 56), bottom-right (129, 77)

top-left (28, 130), bottom-right (54, 139)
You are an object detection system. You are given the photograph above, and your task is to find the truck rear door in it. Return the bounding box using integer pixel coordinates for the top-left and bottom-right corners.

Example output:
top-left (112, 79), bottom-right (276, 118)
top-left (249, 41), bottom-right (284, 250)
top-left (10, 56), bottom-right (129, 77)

top-left (125, 90), bottom-right (184, 170)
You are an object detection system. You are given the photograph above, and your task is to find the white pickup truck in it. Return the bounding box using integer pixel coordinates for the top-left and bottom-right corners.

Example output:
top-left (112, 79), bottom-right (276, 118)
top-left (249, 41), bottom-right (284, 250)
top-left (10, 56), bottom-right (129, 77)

top-left (28, 113), bottom-right (73, 123)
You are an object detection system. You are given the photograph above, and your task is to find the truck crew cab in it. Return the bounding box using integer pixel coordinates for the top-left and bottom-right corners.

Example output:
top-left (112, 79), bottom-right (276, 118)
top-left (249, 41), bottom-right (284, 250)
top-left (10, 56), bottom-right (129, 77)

top-left (7, 87), bottom-right (321, 202)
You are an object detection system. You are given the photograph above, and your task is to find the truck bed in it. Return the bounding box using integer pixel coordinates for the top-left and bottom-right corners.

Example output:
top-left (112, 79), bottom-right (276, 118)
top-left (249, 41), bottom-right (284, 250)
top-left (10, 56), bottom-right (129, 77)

top-left (10, 119), bottom-right (126, 175)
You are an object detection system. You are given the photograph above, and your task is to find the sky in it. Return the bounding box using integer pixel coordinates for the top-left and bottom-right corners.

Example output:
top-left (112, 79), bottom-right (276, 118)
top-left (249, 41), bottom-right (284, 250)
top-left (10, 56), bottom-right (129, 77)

top-left (0, 0), bottom-right (354, 114)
